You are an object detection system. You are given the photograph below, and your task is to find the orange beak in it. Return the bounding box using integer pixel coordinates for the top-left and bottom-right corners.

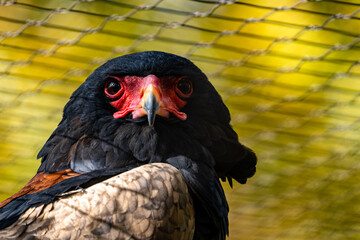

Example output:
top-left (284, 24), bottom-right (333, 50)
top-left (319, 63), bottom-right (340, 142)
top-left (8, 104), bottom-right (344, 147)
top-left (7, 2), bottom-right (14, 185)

top-left (139, 84), bottom-right (162, 126)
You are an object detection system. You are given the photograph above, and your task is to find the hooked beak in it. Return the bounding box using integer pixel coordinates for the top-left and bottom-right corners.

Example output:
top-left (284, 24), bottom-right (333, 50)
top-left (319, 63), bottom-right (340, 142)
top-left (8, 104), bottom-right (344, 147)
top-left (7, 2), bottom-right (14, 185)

top-left (140, 84), bottom-right (161, 126)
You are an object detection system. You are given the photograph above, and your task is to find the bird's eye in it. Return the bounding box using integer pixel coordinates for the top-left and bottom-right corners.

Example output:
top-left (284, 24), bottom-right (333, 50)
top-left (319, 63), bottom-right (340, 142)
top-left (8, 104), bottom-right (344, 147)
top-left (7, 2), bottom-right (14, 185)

top-left (106, 81), bottom-right (121, 95)
top-left (176, 78), bottom-right (193, 98)
top-left (105, 77), bottom-right (124, 99)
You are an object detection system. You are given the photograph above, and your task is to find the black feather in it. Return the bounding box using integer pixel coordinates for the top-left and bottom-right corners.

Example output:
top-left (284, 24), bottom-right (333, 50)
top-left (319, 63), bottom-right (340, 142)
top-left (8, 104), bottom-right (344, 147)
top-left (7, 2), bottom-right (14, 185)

top-left (1, 51), bottom-right (257, 238)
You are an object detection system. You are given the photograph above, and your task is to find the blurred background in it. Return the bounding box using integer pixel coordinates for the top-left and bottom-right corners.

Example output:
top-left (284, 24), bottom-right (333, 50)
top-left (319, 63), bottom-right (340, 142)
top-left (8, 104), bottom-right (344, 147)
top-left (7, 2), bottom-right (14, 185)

top-left (0, 0), bottom-right (359, 239)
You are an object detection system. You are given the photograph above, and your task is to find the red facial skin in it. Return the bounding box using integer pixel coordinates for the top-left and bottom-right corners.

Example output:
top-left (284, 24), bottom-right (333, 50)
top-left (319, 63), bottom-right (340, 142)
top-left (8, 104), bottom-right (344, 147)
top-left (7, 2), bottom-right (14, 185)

top-left (105, 75), bottom-right (192, 121)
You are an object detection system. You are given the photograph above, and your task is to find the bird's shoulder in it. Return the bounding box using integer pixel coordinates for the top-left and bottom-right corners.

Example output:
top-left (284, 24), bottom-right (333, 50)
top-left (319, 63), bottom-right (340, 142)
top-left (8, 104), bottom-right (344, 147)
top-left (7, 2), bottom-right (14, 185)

top-left (0, 163), bottom-right (195, 240)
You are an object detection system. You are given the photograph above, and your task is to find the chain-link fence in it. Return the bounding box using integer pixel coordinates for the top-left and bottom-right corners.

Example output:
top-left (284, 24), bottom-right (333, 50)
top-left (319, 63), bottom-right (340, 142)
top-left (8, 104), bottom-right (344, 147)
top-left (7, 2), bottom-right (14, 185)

top-left (0, 0), bottom-right (359, 239)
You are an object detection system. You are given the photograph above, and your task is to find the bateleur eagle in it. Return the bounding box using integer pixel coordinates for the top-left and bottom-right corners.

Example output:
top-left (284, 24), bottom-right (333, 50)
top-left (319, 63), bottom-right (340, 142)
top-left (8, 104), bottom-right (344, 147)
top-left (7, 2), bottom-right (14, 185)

top-left (0, 51), bottom-right (257, 240)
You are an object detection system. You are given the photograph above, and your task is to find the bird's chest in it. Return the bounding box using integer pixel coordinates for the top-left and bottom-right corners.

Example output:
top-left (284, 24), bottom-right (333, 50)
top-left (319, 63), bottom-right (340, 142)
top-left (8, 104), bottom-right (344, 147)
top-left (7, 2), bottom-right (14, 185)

top-left (70, 123), bottom-right (201, 173)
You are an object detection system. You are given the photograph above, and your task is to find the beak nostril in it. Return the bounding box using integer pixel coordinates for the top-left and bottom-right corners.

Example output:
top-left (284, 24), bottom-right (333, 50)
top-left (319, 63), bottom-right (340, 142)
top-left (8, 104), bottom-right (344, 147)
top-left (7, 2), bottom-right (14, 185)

top-left (143, 92), bottom-right (160, 126)
top-left (139, 84), bottom-right (162, 126)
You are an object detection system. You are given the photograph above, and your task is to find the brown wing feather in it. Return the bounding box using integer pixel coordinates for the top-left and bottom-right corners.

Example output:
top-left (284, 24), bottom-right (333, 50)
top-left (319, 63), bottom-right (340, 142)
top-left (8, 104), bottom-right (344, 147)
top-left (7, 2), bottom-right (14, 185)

top-left (0, 163), bottom-right (195, 240)
top-left (0, 170), bottom-right (81, 208)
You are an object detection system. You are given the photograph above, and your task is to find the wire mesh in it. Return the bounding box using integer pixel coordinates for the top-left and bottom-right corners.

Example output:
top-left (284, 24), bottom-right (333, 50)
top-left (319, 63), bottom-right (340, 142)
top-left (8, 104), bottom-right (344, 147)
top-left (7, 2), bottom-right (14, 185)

top-left (0, 0), bottom-right (359, 239)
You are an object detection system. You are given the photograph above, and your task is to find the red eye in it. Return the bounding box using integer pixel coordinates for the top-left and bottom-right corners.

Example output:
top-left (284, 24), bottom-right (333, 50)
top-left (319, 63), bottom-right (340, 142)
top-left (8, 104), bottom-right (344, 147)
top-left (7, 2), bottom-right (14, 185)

top-left (105, 77), bottom-right (124, 99)
top-left (176, 78), bottom-right (193, 98)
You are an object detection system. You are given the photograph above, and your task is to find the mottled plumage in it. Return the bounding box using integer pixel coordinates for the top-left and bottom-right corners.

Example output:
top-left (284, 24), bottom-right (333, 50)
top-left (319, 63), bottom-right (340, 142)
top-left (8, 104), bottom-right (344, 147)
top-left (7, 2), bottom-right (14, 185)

top-left (0, 51), bottom-right (257, 239)
top-left (0, 163), bottom-right (195, 240)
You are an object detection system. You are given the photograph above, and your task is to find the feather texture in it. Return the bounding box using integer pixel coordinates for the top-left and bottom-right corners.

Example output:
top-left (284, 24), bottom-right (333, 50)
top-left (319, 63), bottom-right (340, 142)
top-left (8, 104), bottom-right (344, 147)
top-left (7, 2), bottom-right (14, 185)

top-left (0, 51), bottom-right (257, 239)
top-left (0, 163), bottom-right (194, 240)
